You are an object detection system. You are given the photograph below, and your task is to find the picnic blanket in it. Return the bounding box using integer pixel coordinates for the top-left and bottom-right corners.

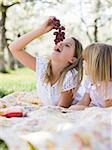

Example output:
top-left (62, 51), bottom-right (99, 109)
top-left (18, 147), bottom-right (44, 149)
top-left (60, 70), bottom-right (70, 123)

top-left (0, 92), bottom-right (111, 150)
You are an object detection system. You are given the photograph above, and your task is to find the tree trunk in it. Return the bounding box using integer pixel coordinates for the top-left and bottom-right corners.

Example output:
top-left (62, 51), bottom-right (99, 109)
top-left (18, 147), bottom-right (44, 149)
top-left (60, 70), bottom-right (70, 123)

top-left (94, 18), bottom-right (98, 42)
top-left (7, 49), bottom-right (18, 70)
top-left (0, 2), bottom-right (20, 72)
top-left (0, 3), bottom-right (8, 72)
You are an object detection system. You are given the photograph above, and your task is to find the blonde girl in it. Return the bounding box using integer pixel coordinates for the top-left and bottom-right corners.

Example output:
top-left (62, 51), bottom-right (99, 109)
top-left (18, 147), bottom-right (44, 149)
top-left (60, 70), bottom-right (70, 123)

top-left (9, 17), bottom-right (83, 108)
top-left (70, 43), bottom-right (112, 110)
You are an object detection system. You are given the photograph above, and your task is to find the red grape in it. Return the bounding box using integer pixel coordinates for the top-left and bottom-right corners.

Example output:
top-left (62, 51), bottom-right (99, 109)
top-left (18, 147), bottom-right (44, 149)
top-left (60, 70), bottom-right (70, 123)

top-left (60, 26), bottom-right (65, 30)
top-left (51, 17), bottom-right (65, 45)
top-left (53, 31), bottom-right (58, 35)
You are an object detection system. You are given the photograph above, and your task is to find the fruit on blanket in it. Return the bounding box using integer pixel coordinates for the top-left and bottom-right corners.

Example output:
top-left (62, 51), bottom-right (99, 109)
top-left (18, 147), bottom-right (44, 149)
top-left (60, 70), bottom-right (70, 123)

top-left (2, 112), bottom-right (24, 118)
top-left (0, 111), bottom-right (4, 115)
top-left (0, 101), bottom-right (7, 108)
top-left (28, 142), bottom-right (36, 150)
top-left (50, 17), bottom-right (65, 45)
top-left (46, 140), bottom-right (56, 150)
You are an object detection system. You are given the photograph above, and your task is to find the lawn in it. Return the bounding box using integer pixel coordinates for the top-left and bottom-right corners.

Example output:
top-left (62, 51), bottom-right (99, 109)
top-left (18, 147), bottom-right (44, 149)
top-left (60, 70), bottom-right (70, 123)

top-left (0, 68), bottom-right (36, 98)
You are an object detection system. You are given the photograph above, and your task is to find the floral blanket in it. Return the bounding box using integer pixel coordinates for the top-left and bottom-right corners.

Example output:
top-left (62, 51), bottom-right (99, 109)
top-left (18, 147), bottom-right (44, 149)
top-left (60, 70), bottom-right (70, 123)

top-left (0, 92), bottom-right (111, 150)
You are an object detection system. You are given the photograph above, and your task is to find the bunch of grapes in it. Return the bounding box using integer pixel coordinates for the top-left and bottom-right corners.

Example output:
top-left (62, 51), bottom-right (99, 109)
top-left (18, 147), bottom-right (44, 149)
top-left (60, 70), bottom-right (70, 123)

top-left (50, 17), bottom-right (65, 45)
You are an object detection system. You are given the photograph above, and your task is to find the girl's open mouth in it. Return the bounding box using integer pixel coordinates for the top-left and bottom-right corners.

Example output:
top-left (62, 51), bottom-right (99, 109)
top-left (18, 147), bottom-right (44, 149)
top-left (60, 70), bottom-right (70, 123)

top-left (55, 48), bottom-right (61, 52)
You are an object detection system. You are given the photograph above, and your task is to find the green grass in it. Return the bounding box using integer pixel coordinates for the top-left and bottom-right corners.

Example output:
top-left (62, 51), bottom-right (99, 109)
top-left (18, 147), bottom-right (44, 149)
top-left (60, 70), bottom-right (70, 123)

top-left (0, 140), bottom-right (8, 150)
top-left (0, 68), bottom-right (36, 98)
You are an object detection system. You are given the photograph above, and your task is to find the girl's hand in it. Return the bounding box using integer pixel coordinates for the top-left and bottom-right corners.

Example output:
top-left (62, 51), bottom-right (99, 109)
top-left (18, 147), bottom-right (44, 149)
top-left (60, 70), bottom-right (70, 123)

top-left (69, 105), bottom-right (87, 110)
top-left (40, 16), bottom-right (55, 33)
top-left (104, 99), bottom-right (112, 107)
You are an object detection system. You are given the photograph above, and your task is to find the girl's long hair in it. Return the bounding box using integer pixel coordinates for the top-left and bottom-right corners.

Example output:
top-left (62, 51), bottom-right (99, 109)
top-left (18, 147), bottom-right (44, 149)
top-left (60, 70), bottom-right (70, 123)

top-left (83, 43), bottom-right (112, 96)
top-left (44, 37), bottom-right (83, 90)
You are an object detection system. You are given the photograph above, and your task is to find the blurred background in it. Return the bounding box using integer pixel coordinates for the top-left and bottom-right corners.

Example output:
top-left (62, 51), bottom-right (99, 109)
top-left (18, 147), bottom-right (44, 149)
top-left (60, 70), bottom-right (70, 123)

top-left (0, 0), bottom-right (112, 97)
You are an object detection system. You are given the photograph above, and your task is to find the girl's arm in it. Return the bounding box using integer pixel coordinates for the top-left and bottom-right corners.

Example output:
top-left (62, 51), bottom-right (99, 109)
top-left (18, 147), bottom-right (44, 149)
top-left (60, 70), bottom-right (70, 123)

top-left (58, 90), bottom-right (74, 108)
top-left (77, 93), bottom-right (91, 105)
top-left (104, 99), bottom-right (112, 107)
top-left (9, 17), bottom-right (54, 71)
top-left (69, 93), bottom-right (91, 110)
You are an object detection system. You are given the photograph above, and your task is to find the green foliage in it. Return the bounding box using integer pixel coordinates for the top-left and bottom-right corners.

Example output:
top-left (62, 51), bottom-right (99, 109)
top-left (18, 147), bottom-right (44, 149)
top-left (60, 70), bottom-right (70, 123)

top-left (0, 68), bottom-right (36, 98)
top-left (0, 140), bottom-right (8, 150)
top-left (1, 0), bottom-right (21, 5)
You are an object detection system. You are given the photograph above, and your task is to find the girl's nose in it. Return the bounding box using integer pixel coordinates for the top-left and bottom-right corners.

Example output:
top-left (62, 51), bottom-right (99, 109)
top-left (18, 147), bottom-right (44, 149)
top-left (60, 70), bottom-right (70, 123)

top-left (58, 42), bottom-right (63, 48)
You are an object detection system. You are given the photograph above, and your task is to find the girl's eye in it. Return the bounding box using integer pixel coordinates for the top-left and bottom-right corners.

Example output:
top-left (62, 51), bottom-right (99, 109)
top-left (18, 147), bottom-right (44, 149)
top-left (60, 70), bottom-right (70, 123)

top-left (65, 44), bottom-right (70, 47)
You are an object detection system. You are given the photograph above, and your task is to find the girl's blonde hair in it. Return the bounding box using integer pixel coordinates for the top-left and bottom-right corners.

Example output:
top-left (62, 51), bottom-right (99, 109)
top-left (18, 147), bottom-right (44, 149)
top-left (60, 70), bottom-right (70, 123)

top-left (83, 43), bottom-right (112, 95)
top-left (44, 37), bottom-right (83, 90)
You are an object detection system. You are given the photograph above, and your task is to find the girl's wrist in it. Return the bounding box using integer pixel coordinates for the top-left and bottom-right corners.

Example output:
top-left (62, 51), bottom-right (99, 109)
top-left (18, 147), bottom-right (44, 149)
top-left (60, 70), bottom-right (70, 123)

top-left (36, 26), bottom-right (46, 34)
top-left (35, 27), bottom-right (46, 35)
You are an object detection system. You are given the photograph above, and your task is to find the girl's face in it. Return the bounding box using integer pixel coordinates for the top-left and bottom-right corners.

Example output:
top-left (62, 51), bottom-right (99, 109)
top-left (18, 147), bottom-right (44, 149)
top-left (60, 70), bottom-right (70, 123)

top-left (83, 60), bottom-right (88, 75)
top-left (51, 38), bottom-right (76, 66)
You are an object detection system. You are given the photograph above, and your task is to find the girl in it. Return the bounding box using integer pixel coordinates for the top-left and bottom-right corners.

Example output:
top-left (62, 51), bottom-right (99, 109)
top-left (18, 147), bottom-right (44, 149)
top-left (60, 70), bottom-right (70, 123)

top-left (9, 16), bottom-right (83, 108)
top-left (70, 43), bottom-right (112, 110)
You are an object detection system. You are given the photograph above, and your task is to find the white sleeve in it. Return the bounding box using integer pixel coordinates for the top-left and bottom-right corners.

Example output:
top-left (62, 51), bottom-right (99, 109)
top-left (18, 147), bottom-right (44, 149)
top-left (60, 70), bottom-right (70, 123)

top-left (83, 77), bottom-right (92, 93)
top-left (62, 70), bottom-right (78, 92)
top-left (36, 56), bottom-right (48, 80)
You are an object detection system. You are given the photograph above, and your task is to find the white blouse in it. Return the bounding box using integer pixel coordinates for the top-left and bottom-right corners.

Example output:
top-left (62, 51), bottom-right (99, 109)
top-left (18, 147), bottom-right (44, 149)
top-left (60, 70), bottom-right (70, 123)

top-left (84, 77), bottom-right (112, 107)
top-left (72, 78), bottom-right (87, 104)
top-left (36, 56), bottom-right (79, 105)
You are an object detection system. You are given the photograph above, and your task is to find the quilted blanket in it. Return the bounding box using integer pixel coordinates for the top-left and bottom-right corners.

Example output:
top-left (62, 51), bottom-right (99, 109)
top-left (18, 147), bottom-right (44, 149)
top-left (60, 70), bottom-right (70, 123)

top-left (0, 92), bottom-right (111, 150)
